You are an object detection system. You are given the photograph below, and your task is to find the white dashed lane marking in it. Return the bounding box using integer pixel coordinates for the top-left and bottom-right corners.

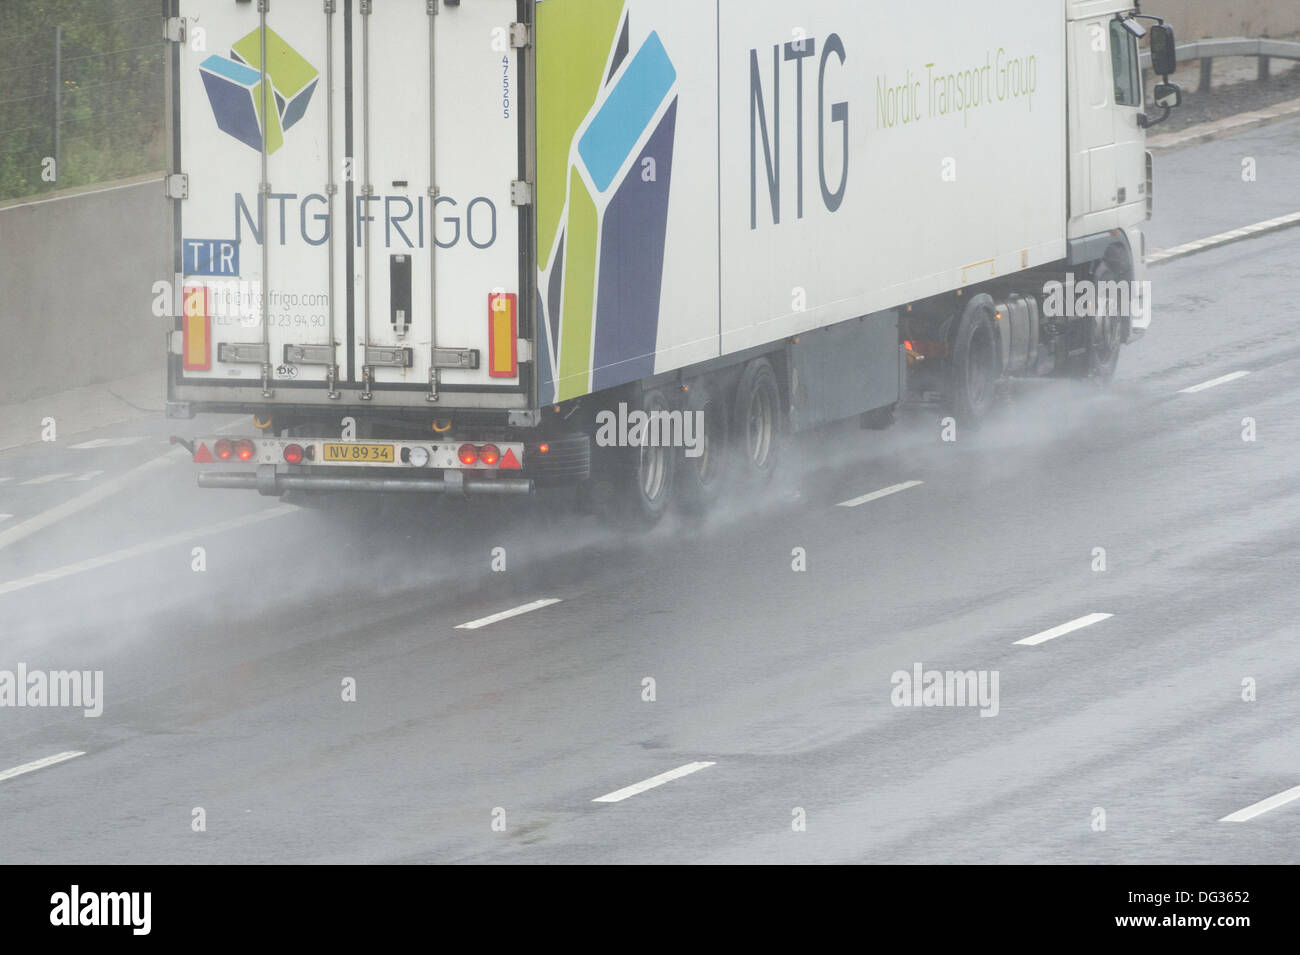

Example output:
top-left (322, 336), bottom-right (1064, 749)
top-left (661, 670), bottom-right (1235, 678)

top-left (593, 762), bottom-right (717, 804)
top-left (838, 481), bottom-right (925, 509)
top-left (1179, 371), bottom-right (1251, 394)
top-left (1220, 784), bottom-right (1300, 823)
top-left (1014, 613), bottom-right (1114, 647)
top-left (0, 751), bottom-right (85, 784)
top-left (455, 598), bottom-right (563, 631)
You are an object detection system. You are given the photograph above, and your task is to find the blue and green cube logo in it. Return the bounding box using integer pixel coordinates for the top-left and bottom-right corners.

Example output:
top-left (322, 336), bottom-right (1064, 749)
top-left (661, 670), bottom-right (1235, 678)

top-left (200, 28), bottom-right (318, 154)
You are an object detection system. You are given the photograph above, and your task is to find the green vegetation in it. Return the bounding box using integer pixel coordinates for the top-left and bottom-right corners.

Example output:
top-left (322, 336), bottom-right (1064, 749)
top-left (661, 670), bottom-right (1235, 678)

top-left (0, 0), bottom-right (164, 202)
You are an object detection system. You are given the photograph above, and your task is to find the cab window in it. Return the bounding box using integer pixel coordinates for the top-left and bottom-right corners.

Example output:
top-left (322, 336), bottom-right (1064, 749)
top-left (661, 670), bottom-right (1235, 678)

top-left (1110, 20), bottom-right (1142, 107)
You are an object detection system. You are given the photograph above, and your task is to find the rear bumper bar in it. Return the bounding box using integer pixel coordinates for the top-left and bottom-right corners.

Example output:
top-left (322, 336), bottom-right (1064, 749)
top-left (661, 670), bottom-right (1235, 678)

top-left (198, 466), bottom-right (533, 497)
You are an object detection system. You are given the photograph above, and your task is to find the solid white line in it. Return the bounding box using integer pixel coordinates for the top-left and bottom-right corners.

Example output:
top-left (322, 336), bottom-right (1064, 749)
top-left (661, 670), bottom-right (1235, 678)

top-left (0, 477), bottom-right (11, 484)
top-left (1179, 371), bottom-right (1251, 394)
top-left (455, 598), bottom-right (562, 631)
top-left (71, 470), bottom-right (105, 482)
top-left (838, 480), bottom-right (925, 509)
top-left (19, 473), bottom-right (73, 486)
top-left (0, 505), bottom-right (297, 596)
top-left (0, 448), bottom-right (184, 551)
top-left (0, 751), bottom-right (85, 783)
top-left (1220, 784), bottom-right (1300, 823)
top-left (1015, 613), bottom-right (1113, 647)
top-left (68, 437), bottom-right (145, 449)
top-left (592, 762), bottom-right (717, 804)
top-left (0, 514), bottom-right (12, 523)
top-left (1148, 211), bottom-right (1300, 265)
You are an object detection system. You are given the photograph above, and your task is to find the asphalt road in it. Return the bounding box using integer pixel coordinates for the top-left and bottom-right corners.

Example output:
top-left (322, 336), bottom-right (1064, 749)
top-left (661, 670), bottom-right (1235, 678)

top-left (0, 121), bottom-right (1297, 864)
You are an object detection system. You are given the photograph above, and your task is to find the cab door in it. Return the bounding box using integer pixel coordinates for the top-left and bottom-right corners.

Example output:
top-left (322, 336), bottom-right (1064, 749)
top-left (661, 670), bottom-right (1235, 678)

top-left (1107, 17), bottom-right (1149, 223)
top-left (1068, 14), bottom-right (1119, 235)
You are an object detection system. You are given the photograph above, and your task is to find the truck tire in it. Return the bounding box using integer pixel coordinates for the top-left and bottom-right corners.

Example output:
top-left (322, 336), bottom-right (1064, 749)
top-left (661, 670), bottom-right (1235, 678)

top-left (591, 387), bottom-right (677, 527)
top-left (947, 294), bottom-right (999, 426)
top-left (1064, 245), bottom-right (1128, 384)
top-left (1078, 313), bottom-right (1122, 384)
top-left (676, 382), bottom-right (730, 513)
top-left (733, 358), bottom-right (782, 483)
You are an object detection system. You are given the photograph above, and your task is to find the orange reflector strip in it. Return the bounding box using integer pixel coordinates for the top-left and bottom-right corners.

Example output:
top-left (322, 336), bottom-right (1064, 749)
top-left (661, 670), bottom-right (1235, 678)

top-left (488, 292), bottom-right (518, 379)
top-left (499, 448), bottom-right (521, 470)
top-left (182, 285), bottom-right (211, 371)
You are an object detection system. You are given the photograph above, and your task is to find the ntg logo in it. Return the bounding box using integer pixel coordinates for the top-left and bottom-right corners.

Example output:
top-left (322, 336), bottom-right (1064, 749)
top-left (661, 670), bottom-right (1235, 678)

top-left (200, 27), bottom-right (318, 154)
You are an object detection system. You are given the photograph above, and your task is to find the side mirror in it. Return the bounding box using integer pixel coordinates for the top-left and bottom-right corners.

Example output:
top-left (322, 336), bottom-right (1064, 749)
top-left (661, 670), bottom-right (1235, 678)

top-left (1149, 24), bottom-right (1177, 77)
top-left (1154, 81), bottom-right (1182, 109)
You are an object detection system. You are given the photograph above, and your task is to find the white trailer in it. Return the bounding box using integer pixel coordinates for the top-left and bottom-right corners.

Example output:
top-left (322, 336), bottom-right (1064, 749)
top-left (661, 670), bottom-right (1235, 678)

top-left (164, 0), bottom-right (1180, 522)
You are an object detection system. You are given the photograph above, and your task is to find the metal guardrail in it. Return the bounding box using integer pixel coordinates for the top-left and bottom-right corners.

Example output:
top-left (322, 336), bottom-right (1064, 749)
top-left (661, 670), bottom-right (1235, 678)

top-left (1141, 38), bottom-right (1300, 92)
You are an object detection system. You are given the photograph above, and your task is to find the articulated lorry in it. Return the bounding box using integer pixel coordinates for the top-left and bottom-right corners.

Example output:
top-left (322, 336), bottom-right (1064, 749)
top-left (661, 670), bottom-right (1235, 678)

top-left (164, 0), bottom-right (1181, 523)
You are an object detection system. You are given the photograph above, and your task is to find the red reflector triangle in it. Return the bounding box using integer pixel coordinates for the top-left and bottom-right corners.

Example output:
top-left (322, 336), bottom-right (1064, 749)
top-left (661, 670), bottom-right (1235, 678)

top-left (193, 442), bottom-right (214, 463)
top-left (499, 448), bottom-right (521, 470)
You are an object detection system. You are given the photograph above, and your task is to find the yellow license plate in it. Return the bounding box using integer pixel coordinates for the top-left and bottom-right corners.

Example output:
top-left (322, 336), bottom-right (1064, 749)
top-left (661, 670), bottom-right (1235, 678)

top-left (322, 443), bottom-right (396, 463)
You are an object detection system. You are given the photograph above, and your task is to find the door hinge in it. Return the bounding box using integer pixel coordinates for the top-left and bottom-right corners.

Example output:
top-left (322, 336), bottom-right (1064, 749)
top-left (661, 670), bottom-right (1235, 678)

top-left (516, 339), bottom-right (533, 363)
top-left (164, 17), bottom-right (186, 43)
top-left (164, 173), bottom-right (189, 200)
top-left (324, 0), bottom-right (336, 13)
top-left (510, 23), bottom-right (531, 49)
top-left (359, 0), bottom-right (372, 15)
top-left (510, 180), bottom-right (532, 207)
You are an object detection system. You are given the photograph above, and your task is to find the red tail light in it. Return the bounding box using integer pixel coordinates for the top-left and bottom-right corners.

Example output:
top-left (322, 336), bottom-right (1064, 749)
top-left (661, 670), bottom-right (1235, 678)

top-left (283, 444), bottom-right (304, 465)
top-left (235, 439), bottom-right (256, 461)
top-left (214, 439), bottom-right (233, 461)
top-left (478, 444), bottom-right (501, 466)
top-left (458, 443), bottom-right (479, 466)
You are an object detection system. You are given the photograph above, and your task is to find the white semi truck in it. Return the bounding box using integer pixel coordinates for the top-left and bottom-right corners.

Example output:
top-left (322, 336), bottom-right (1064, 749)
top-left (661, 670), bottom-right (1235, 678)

top-left (164, 0), bottom-right (1181, 523)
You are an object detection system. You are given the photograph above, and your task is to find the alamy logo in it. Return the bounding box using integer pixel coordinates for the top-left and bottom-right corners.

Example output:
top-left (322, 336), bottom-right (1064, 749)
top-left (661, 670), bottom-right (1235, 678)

top-left (891, 663), bottom-right (1000, 717)
top-left (0, 664), bottom-right (102, 717)
top-left (50, 886), bottom-right (150, 935)
top-left (200, 28), bottom-right (318, 154)
top-left (595, 403), bottom-right (704, 458)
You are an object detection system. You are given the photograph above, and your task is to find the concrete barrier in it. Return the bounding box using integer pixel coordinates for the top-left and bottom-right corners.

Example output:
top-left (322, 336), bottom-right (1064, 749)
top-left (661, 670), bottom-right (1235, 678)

top-left (0, 178), bottom-right (170, 406)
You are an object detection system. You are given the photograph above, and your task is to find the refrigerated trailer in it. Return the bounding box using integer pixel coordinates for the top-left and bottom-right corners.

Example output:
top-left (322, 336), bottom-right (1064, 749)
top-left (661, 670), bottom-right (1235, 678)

top-left (164, 0), bottom-right (1180, 522)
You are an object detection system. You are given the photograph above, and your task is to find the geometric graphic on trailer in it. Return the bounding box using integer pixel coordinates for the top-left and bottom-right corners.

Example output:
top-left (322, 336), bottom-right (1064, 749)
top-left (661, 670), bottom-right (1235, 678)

top-left (200, 27), bottom-right (318, 155)
top-left (536, 2), bottom-right (679, 404)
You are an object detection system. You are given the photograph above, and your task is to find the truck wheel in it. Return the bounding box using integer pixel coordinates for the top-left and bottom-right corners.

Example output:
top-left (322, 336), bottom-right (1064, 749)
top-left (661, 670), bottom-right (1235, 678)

top-left (1065, 246), bottom-right (1128, 384)
top-left (593, 387), bottom-right (676, 527)
top-left (676, 383), bottom-right (730, 513)
top-left (733, 358), bottom-right (782, 482)
top-left (1083, 313), bottom-right (1122, 383)
top-left (948, 295), bottom-right (999, 425)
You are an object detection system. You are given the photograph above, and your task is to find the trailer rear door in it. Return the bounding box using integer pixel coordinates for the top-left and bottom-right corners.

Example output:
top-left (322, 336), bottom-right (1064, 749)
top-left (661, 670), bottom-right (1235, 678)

top-left (168, 0), bottom-right (530, 411)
